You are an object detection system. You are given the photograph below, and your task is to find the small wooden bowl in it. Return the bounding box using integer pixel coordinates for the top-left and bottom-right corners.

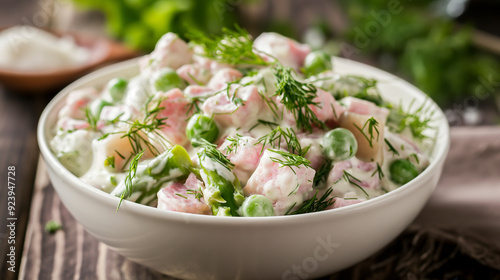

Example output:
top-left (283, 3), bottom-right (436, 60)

top-left (0, 27), bottom-right (140, 93)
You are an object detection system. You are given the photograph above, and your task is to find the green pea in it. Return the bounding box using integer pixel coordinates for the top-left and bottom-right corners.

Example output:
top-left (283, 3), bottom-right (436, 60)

top-left (239, 195), bottom-right (275, 217)
top-left (152, 67), bottom-right (186, 92)
top-left (389, 159), bottom-right (419, 185)
top-left (303, 51), bottom-right (332, 76)
top-left (186, 114), bottom-right (219, 147)
top-left (107, 78), bottom-right (128, 102)
top-left (322, 128), bottom-right (358, 161)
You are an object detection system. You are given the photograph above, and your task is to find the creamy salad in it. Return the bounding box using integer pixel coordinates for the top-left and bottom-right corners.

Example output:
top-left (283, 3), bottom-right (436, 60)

top-left (50, 28), bottom-right (433, 217)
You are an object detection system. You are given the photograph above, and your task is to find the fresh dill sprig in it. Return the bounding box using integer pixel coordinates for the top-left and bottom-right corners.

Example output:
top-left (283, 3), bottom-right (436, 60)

top-left (84, 106), bottom-right (99, 131)
top-left (343, 75), bottom-right (384, 106)
top-left (268, 149), bottom-right (312, 174)
top-left (408, 153), bottom-right (420, 164)
top-left (223, 133), bottom-right (243, 154)
top-left (313, 160), bottom-right (332, 188)
top-left (117, 149), bottom-right (145, 210)
top-left (198, 140), bottom-right (235, 171)
top-left (288, 187), bottom-right (335, 215)
top-left (371, 162), bottom-right (385, 180)
top-left (119, 96), bottom-right (171, 169)
top-left (384, 138), bottom-right (400, 156)
top-left (354, 117), bottom-right (380, 148)
top-left (273, 64), bottom-right (325, 132)
top-left (186, 188), bottom-right (204, 201)
top-left (187, 25), bottom-right (268, 66)
top-left (256, 126), bottom-right (309, 157)
top-left (342, 170), bottom-right (369, 198)
top-left (175, 193), bottom-right (188, 199)
top-left (389, 99), bottom-right (435, 139)
top-left (248, 119), bottom-right (279, 132)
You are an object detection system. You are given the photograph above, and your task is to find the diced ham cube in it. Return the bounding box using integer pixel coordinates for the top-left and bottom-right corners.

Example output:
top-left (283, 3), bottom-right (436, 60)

top-left (157, 174), bottom-right (211, 215)
top-left (140, 33), bottom-right (192, 71)
top-left (156, 88), bottom-right (193, 145)
top-left (202, 84), bottom-right (263, 128)
top-left (220, 135), bottom-right (265, 186)
top-left (177, 64), bottom-right (212, 85)
top-left (310, 89), bottom-right (345, 124)
top-left (207, 68), bottom-right (243, 91)
top-left (244, 150), bottom-right (316, 215)
top-left (59, 88), bottom-right (99, 119)
top-left (342, 97), bottom-right (389, 123)
top-left (183, 85), bottom-right (215, 99)
top-left (253, 32), bottom-right (311, 71)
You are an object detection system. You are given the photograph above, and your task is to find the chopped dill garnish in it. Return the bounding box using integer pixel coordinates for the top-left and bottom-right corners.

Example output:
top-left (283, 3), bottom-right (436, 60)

top-left (288, 183), bottom-right (300, 196)
top-left (198, 140), bottom-right (235, 171)
top-left (273, 64), bottom-right (326, 132)
top-left (117, 96), bottom-right (171, 169)
top-left (343, 170), bottom-right (369, 198)
top-left (288, 187), bottom-right (335, 215)
top-left (187, 25), bottom-right (268, 66)
top-left (117, 149), bottom-right (145, 210)
top-left (389, 99), bottom-right (435, 139)
top-left (408, 153), bottom-right (420, 164)
top-left (175, 193), bottom-right (188, 199)
top-left (223, 133), bottom-right (243, 154)
top-left (248, 119), bottom-right (279, 132)
top-left (313, 160), bottom-right (332, 188)
top-left (84, 106), bottom-right (99, 131)
top-left (343, 75), bottom-right (384, 106)
top-left (371, 162), bottom-right (384, 180)
top-left (104, 156), bottom-right (115, 169)
top-left (268, 149), bottom-right (312, 174)
top-left (384, 138), bottom-right (400, 156)
top-left (256, 126), bottom-right (309, 156)
top-left (354, 117), bottom-right (380, 148)
top-left (105, 113), bottom-right (125, 125)
top-left (186, 188), bottom-right (204, 201)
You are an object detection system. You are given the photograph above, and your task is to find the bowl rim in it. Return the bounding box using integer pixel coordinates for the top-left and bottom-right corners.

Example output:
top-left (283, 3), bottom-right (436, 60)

top-left (37, 57), bottom-right (450, 226)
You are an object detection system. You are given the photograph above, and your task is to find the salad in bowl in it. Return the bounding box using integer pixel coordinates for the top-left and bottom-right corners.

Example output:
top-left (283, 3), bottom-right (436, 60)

top-left (38, 27), bottom-right (449, 279)
top-left (49, 28), bottom-right (435, 217)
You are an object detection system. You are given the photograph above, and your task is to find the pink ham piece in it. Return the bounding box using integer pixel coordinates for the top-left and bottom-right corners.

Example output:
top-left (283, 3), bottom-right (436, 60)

top-left (207, 68), bottom-right (243, 91)
top-left (202, 84), bottom-right (263, 128)
top-left (59, 88), bottom-right (99, 119)
top-left (156, 88), bottom-right (193, 146)
top-left (244, 150), bottom-right (316, 215)
top-left (220, 135), bottom-right (265, 186)
top-left (140, 33), bottom-right (192, 71)
top-left (253, 32), bottom-right (311, 71)
top-left (157, 174), bottom-right (211, 215)
top-left (176, 64), bottom-right (212, 85)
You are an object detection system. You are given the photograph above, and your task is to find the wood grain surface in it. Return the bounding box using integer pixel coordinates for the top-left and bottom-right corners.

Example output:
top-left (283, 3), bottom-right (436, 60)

top-left (19, 159), bottom-right (176, 280)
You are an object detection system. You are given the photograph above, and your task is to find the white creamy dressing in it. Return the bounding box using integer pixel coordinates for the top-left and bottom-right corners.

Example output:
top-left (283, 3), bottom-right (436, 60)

top-left (0, 26), bottom-right (90, 71)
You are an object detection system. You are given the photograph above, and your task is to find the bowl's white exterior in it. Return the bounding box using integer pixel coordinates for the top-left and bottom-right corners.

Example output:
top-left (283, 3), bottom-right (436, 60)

top-left (38, 58), bottom-right (450, 280)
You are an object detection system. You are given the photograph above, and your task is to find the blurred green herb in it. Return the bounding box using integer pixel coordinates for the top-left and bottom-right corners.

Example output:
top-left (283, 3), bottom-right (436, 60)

top-left (71, 0), bottom-right (247, 51)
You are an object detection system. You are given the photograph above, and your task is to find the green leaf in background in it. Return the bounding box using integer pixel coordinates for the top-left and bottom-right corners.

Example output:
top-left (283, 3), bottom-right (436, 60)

top-left (71, 0), bottom-right (244, 52)
top-left (341, 0), bottom-right (500, 107)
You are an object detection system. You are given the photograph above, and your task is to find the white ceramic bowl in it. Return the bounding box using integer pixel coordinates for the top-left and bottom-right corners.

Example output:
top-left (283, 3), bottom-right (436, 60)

top-left (38, 57), bottom-right (450, 280)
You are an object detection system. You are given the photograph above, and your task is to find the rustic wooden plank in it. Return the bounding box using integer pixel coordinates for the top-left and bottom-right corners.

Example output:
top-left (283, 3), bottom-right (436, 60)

top-left (0, 83), bottom-right (52, 280)
top-left (19, 160), bottom-right (178, 280)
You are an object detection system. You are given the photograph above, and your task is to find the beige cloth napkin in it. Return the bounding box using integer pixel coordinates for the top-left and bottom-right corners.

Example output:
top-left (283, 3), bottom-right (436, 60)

top-left (330, 126), bottom-right (500, 279)
top-left (412, 126), bottom-right (500, 270)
